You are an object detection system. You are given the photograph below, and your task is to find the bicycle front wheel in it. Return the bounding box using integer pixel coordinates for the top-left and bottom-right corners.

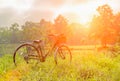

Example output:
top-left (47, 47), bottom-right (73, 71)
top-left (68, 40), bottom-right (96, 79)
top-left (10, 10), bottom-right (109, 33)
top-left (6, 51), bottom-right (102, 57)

top-left (54, 45), bottom-right (72, 65)
top-left (13, 43), bottom-right (41, 66)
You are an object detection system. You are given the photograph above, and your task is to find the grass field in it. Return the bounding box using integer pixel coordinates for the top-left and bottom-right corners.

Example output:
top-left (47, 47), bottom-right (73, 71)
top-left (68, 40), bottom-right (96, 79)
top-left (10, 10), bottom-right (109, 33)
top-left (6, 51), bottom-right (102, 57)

top-left (0, 44), bottom-right (120, 81)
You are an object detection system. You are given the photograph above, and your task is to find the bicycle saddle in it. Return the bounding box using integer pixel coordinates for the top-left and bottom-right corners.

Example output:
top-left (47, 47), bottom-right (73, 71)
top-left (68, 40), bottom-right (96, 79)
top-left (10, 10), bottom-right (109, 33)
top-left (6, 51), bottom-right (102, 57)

top-left (33, 40), bottom-right (42, 43)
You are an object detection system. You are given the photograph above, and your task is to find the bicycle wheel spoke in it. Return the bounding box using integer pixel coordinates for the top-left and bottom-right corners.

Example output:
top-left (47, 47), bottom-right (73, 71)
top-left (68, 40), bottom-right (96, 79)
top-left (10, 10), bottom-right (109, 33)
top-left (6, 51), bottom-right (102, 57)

top-left (13, 44), bottom-right (40, 66)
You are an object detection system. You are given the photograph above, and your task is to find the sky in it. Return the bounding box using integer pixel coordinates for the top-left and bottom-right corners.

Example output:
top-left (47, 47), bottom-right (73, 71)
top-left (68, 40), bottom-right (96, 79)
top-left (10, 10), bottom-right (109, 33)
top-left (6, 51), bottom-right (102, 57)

top-left (0, 0), bottom-right (120, 27)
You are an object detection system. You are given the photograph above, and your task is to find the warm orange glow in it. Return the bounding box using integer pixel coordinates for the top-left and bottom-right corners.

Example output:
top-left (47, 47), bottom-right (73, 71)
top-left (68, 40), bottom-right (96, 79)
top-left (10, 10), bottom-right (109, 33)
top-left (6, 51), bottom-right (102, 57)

top-left (54, 0), bottom-right (119, 25)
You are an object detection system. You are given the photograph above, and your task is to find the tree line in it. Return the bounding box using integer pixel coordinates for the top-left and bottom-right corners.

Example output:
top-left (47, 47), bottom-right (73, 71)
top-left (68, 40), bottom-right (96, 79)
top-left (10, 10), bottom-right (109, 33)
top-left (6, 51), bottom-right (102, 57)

top-left (0, 4), bottom-right (120, 46)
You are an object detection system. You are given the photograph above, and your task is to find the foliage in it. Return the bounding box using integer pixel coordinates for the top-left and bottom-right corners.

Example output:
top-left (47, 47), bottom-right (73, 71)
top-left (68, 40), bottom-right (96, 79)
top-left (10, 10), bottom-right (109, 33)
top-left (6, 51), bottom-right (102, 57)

top-left (53, 15), bottom-right (73, 42)
top-left (0, 4), bottom-right (120, 46)
top-left (90, 4), bottom-right (120, 46)
top-left (1, 49), bottom-right (120, 81)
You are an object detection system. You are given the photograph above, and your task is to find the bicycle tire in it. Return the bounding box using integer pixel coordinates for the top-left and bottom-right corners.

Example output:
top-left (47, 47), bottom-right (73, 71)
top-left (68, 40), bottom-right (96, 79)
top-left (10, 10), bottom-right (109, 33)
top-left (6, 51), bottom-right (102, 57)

top-left (54, 44), bottom-right (72, 64)
top-left (13, 43), bottom-right (42, 66)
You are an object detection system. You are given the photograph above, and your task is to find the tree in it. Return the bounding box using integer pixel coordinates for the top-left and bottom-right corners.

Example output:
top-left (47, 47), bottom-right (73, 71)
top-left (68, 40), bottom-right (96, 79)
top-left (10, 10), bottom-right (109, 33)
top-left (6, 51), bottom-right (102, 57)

top-left (39, 19), bottom-right (53, 36)
top-left (54, 15), bottom-right (68, 34)
top-left (54, 15), bottom-right (72, 42)
top-left (114, 13), bottom-right (120, 33)
top-left (0, 27), bottom-right (10, 43)
top-left (90, 4), bottom-right (117, 47)
top-left (22, 21), bottom-right (41, 41)
top-left (9, 23), bottom-right (20, 43)
top-left (21, 20), bottom-right (53, 42)
top-left (114, 13), bottom-right (120, 44)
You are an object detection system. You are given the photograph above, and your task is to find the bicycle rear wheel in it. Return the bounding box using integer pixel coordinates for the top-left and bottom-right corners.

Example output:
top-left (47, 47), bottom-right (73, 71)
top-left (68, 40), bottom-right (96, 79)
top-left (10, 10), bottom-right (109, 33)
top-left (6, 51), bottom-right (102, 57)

top-left (54, 45), bottom-right (72, 65)
top-left (13, 43), bottom-right (41, 66)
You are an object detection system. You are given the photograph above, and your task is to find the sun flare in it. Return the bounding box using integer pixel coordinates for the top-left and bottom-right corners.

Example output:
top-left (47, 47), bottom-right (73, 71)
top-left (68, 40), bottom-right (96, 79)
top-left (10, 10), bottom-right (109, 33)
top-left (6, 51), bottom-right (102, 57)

top-left (54, 0), bottom-right (119, 25)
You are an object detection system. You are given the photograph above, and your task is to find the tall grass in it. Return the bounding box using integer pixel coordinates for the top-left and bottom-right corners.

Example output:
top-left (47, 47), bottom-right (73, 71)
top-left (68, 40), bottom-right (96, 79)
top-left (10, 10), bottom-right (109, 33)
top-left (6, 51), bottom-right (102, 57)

top-left (0, 45), bottom-right (120, 81)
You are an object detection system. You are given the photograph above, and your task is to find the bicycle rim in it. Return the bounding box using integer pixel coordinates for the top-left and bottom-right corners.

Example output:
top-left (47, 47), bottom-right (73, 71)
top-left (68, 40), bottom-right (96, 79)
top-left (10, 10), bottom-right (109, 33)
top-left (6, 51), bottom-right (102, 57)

top-left (54, 45), bottom-right (72, 65)
top-left (13, 43), bottom-right (41, 66)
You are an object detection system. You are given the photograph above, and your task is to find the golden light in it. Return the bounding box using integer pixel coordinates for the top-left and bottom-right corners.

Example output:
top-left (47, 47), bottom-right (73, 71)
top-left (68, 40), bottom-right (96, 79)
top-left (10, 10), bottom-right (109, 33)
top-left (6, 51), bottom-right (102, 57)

top-left (54, 0), bottom-right (119, 25)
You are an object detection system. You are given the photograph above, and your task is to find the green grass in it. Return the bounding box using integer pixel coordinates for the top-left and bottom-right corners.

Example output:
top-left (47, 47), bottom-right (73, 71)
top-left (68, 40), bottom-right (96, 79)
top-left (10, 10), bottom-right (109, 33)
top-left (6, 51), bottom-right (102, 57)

top-left (0, 45), bottom-right (120, 81)
top-left (0, 54), bottom-right (15, 74)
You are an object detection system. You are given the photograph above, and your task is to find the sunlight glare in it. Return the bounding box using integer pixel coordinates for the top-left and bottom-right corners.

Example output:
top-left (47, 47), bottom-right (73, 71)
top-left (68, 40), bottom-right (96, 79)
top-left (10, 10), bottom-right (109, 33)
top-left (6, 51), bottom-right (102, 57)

top-left (54, 0), bottom-right (119, 25)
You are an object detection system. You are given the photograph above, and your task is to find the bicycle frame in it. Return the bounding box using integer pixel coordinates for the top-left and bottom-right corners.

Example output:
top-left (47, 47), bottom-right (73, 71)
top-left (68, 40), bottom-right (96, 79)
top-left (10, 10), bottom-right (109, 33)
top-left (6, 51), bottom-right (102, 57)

top-left (37, 41), bottom-right (60, 62)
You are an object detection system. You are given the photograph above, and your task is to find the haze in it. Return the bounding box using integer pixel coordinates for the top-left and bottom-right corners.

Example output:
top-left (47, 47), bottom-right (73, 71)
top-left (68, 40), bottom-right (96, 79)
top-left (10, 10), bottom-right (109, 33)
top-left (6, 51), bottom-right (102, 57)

top-left (0, 0), bottom-right (120, 26)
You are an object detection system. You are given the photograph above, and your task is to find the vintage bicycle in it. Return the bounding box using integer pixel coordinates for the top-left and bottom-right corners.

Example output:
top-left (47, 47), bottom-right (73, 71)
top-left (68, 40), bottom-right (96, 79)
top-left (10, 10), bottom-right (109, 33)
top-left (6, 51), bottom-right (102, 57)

top-left (13, 34), bottom-right (72, 66)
